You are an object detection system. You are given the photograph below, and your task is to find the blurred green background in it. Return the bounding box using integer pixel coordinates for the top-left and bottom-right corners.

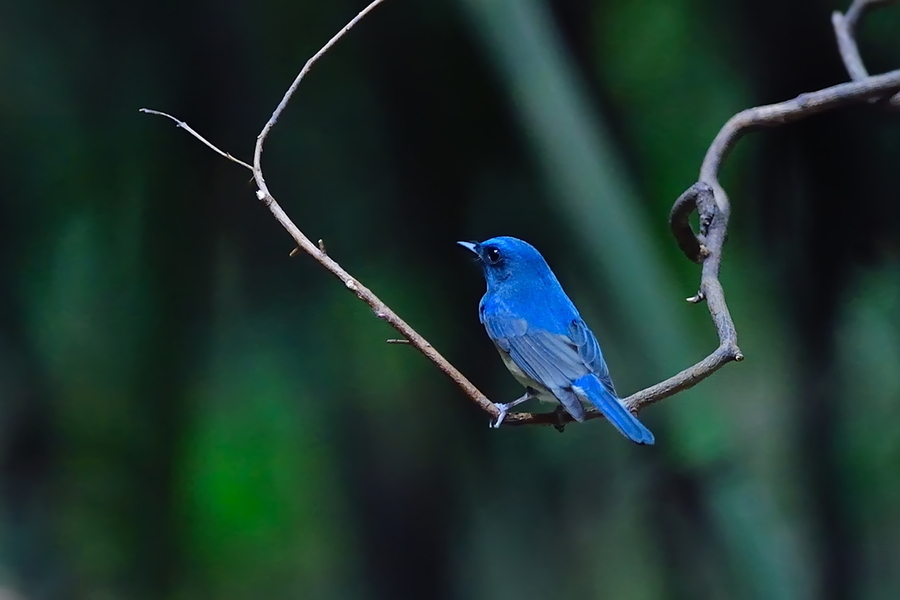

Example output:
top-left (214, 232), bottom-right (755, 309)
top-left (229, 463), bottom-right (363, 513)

top-left (1, 0), bottom-right (899, 598)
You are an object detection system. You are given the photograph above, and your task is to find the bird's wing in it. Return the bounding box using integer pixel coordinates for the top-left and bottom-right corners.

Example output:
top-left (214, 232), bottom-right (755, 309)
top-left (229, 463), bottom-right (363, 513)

top-left (481, 313), bottom-right (589, 392)
top-left (568, 317), bottom-right (617, 397)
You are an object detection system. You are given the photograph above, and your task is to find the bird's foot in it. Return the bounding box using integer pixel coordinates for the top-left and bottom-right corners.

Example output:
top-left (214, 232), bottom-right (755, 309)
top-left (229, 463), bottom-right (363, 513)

top-left (490, 392), bottom-right (535, 429)
top-left (552, 406), bottom-right (567, 433)
top-left (491, 403), bottom-right (511, 428)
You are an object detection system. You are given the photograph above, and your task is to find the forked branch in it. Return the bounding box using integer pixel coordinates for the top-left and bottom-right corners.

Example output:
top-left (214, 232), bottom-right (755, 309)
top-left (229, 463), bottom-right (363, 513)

top-left (142, 0), bottom-right (900, 429)
top-left (143, 0), bottom-right (499, 424)
top-left (832, 0), bottom-right (900, 107)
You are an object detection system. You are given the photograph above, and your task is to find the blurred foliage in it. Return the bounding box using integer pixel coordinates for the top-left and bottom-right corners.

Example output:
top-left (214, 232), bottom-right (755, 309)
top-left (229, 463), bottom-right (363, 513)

top-left (1, 0), bottom-right (899, 599)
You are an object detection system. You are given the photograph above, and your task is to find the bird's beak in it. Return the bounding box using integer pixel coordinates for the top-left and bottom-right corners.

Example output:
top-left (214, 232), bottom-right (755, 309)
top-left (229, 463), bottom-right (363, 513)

top-left (457, 241), bottom-right (479, 255)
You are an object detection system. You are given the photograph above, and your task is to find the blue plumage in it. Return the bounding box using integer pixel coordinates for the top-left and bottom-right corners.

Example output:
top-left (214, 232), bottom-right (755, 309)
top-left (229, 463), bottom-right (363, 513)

top-left (459, 236), bottom-right (654, 445)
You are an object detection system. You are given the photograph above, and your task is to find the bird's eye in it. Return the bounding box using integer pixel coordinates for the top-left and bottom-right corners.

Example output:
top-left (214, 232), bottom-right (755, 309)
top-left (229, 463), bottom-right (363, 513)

top-left (485, 247), bottom-right (501, 264)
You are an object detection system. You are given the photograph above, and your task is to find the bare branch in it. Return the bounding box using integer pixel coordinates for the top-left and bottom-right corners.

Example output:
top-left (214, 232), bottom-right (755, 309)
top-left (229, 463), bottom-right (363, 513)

top-left (141, 1), bottom-right (497, 423)
top-left (832, 0), bottom-right (900, 107)
top-left (505, 182), bottom-right (742, 427)
top-left (504, 25), bottom-right (900, 429)
top-left (144, 0), bottom-right (900, 431)
top-left (238, 0), bottom-right (502, 421)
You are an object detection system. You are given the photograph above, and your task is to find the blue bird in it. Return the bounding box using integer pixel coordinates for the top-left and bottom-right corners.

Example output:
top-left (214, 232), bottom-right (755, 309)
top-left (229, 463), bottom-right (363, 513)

top-left (459, 236), bottom-right (654, 444)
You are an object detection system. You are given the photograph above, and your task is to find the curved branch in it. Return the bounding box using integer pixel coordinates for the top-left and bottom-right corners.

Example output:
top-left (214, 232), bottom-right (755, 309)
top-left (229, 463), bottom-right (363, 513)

top-left (143, 0), bottom-right (900, 431)
top-left (505, 181), bottom-right (742, 427)
top-left (701, 70), bottom-right (900, 219)
top-left (832, 0), bottom-right (900, 107)
top-left (506, 38), bottom-right (900, 429)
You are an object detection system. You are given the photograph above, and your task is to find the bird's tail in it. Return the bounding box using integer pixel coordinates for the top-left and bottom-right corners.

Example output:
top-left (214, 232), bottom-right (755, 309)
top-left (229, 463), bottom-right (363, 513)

top-left (572, 375), bottom-right (655, 445)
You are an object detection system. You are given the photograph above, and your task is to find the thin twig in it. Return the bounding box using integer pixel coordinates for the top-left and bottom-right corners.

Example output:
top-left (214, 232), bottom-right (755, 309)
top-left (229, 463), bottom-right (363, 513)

top-left (832, 0), bottom-right (900, 107)
top-left (252, 0), bottom-right (389, 202)
top-left (144, 0), bottom-right (900, 429)
top-left (138, 108), bottom-right (254, 171)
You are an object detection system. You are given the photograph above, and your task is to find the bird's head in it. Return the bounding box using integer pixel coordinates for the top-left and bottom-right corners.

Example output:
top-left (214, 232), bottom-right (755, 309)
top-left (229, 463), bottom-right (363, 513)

top-left (457, 236), bottom-right (551, 290)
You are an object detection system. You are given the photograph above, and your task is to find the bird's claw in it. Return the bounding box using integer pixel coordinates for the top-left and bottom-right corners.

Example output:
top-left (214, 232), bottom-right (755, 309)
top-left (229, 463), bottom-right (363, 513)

top-left (552, 406), bottom-right (567, 433)
top-left (491, 403), bottom-right (510, 428)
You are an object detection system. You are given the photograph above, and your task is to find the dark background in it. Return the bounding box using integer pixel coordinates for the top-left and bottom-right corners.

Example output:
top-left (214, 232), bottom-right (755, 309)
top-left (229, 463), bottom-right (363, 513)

top-left (1, 0), bottom-right (899, 598)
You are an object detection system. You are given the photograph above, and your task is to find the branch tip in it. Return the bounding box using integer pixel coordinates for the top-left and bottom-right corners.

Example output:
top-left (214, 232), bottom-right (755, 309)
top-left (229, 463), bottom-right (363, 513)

top-left (139, 107), bottom-right (253, 170)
